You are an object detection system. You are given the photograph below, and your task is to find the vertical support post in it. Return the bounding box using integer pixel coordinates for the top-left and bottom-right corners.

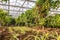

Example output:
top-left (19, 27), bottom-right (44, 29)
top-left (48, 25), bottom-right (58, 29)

top-left (8, 0), bottom-right (10, 14)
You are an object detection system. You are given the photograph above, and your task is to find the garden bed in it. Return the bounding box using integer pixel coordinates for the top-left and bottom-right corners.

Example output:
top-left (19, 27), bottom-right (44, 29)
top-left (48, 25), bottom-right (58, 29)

top-left (0, 27), bottom-right (60, 40)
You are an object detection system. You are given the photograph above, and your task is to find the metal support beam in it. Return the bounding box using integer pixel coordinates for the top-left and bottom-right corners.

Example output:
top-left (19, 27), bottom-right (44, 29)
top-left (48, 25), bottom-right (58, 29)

top-left (21, 0), bottom-right (36, 2)
top-left (3, 9), bottom-right (24, 12)
top-left (0, 3), bottom-right (32, 9)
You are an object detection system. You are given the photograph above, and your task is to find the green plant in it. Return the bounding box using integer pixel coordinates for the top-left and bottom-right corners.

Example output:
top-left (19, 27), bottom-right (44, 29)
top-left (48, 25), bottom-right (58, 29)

top-left (38, 18), bottom-right (45, 27)
top-left (36, 0), bottom-right (60, 18)
top-left (30, 0), bottom-right (60, 27)
top-left (15, 13), bottom-right (27, 26)
top-left (23, 35), bottom-right (40, 40)
top-left (46, 14), bottom-right (60, 28)
top-left (0, 9), bottom-right (15, 26)
top-left (2, 0), bottom-right (8, 2)
top-left (1, 27), bottom-right (60, 40)
top-left (5, 16), bottom-right (15, 26)
top-left (0, 9), bottom-right (8, 26)
top-left (25, 9), bottom-right (36, 27)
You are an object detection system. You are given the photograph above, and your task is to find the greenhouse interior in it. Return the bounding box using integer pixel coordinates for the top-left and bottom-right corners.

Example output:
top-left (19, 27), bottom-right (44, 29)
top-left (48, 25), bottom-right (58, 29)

top-left (0, 0), bottom-right (60, 40)
top-left (0, 0), bottom-right (36, 17)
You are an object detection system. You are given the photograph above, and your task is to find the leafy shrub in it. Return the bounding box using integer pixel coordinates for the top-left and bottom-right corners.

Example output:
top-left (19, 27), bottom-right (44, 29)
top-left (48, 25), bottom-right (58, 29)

top-left (24, 9), bottom-right (36, 26)
top-left (5, 16), bottom-right (15, 26)
top-left (0, 9), bottom-right (8, 26)
top-left (15, 10), bottom-right (36, 26)
top-left (0, 9), bottom-right (15, 26)
top-left (0, 9), bottom-right (46, 27)
top-left (38, 18), bottom-right (45, 26)
top-left (46, 14), bottom-right (60, 28)
top-left (15, 9), bottom-right (45, 27)
top-left (15, 13), bottom-right (27, 26)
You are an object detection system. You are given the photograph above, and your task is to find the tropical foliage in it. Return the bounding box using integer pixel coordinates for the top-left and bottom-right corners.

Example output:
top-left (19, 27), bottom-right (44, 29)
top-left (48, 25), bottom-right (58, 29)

top-left (0, 9), bottom-right (8, 26)
top-left (1, 0), bottom-right (60, 40)
top-left (0, 0), bottom-right (60, 28)
top-left (0, 9), bottom-right (15, 26)
top-left (36, 0), bottom-right (60, 18)
top-left (46, 14), bottom-right (60, 28)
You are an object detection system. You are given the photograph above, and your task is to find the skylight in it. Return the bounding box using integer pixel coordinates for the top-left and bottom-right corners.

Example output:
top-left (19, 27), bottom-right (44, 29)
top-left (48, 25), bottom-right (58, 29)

top-left (0, 0), bottom-right (36, 17)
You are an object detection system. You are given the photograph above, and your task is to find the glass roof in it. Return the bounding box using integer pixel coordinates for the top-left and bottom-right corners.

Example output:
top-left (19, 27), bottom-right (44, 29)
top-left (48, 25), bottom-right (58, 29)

top-left (0, 0), bottom-right (36, 17)
top-left (0, 0), bottom-right (60, 17)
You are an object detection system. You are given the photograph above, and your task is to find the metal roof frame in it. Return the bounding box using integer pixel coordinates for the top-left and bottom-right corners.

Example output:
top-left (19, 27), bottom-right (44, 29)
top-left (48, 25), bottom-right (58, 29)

top-left (0, 0), bottom-right (35, 17)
